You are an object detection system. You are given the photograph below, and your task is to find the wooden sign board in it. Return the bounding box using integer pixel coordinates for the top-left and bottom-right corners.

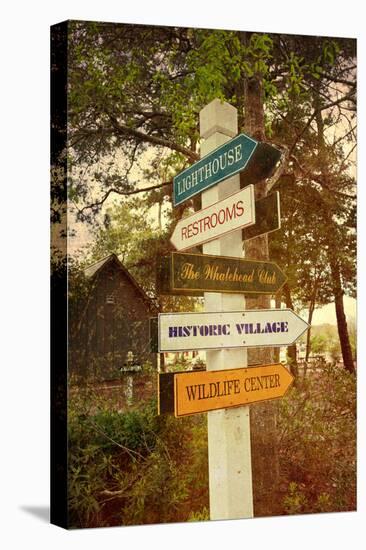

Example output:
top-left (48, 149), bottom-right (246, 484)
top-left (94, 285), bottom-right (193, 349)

top-left (158, 371), bottom-right (178, 414)
top-left (173, 135), bottom-right (281, 207)
top-left (157, 309), bottom-right (309, 352)
top-left (158, 369), bottom-right (204, 414)
top-left (170, 185), bottom-right (255, 251)
top-left (174, 364), bottom-right (294, 417)
top-left (173, 133), bottom-right (257, 206)
top-left (156, 256), bottom-right (203, 296)
top-left (157, 251), bottom-right (287, 296)
top-left (242, 192), bottom-right (281, 242)
top-left (241, 141), bottom-right (281, 187)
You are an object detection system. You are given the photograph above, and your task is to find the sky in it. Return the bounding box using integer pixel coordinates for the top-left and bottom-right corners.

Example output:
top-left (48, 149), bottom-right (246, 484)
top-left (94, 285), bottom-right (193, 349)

top-left (302, 295), bottom-right (356, 326)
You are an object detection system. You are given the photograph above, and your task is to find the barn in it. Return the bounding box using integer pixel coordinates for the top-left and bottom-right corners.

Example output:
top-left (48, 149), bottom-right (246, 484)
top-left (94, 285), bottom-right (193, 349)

top-left (70, 253), bottom-right (158, 381)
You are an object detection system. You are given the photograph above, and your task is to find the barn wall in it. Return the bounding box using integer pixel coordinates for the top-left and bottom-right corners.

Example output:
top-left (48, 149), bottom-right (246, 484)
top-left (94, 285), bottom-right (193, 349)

top-left (70, 260), bottom-right (157, 381)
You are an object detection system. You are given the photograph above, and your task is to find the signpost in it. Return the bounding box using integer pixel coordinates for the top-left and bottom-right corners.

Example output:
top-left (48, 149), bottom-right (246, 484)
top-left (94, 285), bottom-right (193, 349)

top-left (157, 251), bottom-right (287, 296)
top-left (170, 185), bottom-right (255, 251)
top-left (199, 100), bottom-right (253, 521)
top-left (157, 309), bottom-right (309, 352)
top-left (155, 99), bottom-right (290, 521)
top-left (242, 192), bottom-right (281, 242)
top-left (173, 364), bottom-right (294, 417)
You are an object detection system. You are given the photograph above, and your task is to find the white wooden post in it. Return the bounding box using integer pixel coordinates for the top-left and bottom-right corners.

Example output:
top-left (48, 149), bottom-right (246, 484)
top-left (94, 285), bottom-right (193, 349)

top-left (200, 99), bottom-right (254, 520)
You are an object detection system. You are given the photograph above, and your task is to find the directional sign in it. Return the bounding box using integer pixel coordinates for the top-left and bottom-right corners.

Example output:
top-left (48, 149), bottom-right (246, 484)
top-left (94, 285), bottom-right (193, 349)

top-left (158, 370), bottom-right (189, 415)
top-left (158, 371), bottom-right (177, 415)
top-left (243, 192), bottom-right (281, 242)
top-left (157, 309), bottom-right (309, 352)
top-left (170, 186), bottom-right (255, 251)
top-left (156, 256), bottom-right (203, 297)
top-left (157, 251), bottom-right (287, 296)
top-left (173, 134), bottom-right (257, 207)
top-left (174, 364), bottom-right (294, 417)
top-left (173, 134), bottom-right (281, 207)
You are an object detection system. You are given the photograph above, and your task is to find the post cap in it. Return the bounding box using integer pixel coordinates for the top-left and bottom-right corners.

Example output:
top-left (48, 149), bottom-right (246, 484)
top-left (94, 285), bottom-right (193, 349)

top-left (200, 98), bottom-right (238, 139)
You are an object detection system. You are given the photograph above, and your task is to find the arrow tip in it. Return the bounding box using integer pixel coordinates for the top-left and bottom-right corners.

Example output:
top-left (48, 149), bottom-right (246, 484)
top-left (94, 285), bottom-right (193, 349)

top-left (170, 229), bottom-right (179, 250)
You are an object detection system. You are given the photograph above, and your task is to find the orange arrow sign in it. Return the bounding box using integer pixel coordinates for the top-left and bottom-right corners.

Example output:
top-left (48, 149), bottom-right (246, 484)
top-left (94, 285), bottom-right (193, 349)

top-left (174, 364), bottom-right (294, 417)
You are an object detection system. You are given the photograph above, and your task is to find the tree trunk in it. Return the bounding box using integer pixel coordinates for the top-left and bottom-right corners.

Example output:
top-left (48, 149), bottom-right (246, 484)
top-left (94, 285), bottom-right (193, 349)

top-left (159, 352), bottom-right (165, 372)
top-left (330, 259), bottom-right (355, 374)
top-left (314, 97), bottom-right (355, 375)
top-left (283, 283), bottom-right (299, 380)
top-left (241, 46), bottom-right (280, 516)
top-left (305, 278), bottom-right (319, 364)
top-left (158, 200), bottom-right (162, 231)
top-left (303, 301), bottom-right (316, 379)
top-left (273, 292), bottom-right (282, 363)
top-left (305, 301), bottom-right (315, 363)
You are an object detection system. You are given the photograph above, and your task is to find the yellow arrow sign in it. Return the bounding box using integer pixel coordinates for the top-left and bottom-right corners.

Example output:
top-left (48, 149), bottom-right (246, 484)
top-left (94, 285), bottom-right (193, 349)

top-left (174, 364), bottom-right (294, 417)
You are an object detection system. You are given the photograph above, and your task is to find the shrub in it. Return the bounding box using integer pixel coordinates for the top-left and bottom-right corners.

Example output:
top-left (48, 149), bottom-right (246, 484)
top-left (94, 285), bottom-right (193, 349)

top-left (278, 364), bottom-right (356, 514)
top-left (68, 391), bottom-right (209, 528)
top-left (67, 362), bottom-right (356, 526)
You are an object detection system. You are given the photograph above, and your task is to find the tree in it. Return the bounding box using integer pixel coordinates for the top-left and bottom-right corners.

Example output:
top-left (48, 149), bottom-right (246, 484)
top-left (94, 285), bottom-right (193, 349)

top-left (270, 83), bottom-right (356, 373)
top-left (266, 41), bottom-right (356, 373)
top-left (65, 24), bottom-right (355, 212)
top-left (310, 334), bottom-right (328, 355)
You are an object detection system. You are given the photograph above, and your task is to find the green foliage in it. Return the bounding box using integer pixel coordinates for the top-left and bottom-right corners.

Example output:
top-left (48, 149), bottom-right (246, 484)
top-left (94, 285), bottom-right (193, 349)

top-left (278, 364), bottom-right (356, 514)
top-left (90, 407), bottom-right (159, 453)
top-left (283, 482), bottom-right (308, 515)
top-left (81, 196), bottom-right (200, 314)
top-left (87, 201), bottom-right (154, 258)
top-left (68, 391), bottom-right (208, 528)
top-left (307, 324), bottom-right (355, 364)
top-left (68, 361), bottom-right (356, 527)
top-left (67, 23), bottom-right (355, 200)
top-left (328, 339), bottom-right (342, 362)
top-left (310, 40), bottom-right (341, 79)
top-left (188, 507), bottom-right (210, 522)
top-left (66, 23), bottom-right (356, 331)
top-left (310, 333), bottom-right (328, 355)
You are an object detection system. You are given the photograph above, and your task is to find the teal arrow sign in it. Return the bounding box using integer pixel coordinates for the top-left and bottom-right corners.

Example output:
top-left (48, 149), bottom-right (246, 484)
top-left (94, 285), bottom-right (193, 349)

top-left (173, 133), bottom-right (257, 207)
top-left (173, 134), bottom-right (281, 207)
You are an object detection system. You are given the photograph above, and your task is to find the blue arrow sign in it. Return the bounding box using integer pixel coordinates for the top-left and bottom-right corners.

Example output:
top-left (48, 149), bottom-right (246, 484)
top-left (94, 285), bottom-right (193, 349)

top-left (173, 133), bottom-right (258, 207)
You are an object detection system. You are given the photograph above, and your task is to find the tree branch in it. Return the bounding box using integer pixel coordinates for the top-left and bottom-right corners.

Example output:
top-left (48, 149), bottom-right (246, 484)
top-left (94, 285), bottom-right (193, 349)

top-left (290, 154), bottom-right (356, 199)
top-left (70, 124), bottom-right (199, 163)
top-left (77, 180), bottom-right (173, 215)
top-left (267, 144), bottom-right (289, 192)
top-left (315, 71), bottom-right (356, 88)
top-left (289, 88), bottom-right (356, 156)
top-left (108, 115), bottom-right (199, 162)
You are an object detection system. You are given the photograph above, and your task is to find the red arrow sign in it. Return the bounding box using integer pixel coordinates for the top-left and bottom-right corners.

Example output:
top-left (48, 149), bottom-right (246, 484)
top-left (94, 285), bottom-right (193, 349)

top-left (170, 185), bottom-right (255, 251)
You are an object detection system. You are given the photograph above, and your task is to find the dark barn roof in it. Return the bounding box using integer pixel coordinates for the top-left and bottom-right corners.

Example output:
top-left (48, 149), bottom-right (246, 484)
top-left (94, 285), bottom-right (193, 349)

top-left (84, 253), bottom-right (158, 313)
